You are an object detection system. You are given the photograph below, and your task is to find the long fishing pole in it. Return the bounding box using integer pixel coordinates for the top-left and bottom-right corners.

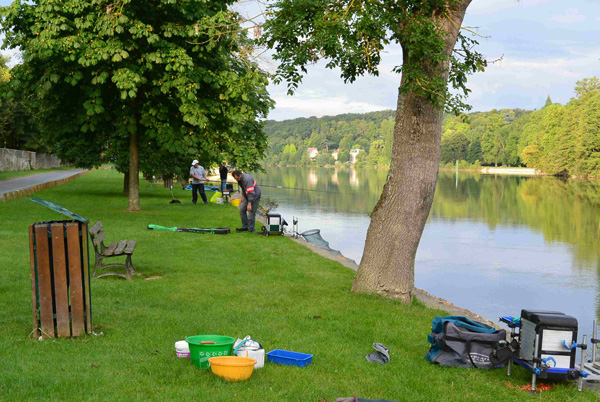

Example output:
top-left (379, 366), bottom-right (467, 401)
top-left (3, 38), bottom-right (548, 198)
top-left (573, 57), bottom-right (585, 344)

top-left (202, 180), bottom-right (346, 195)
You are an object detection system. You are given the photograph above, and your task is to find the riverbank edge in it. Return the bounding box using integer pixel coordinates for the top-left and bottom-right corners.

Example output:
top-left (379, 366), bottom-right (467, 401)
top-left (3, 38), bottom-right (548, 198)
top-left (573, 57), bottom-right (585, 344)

top-left (254, 212), bottom-right (498, 328)
top-left (289, 236), bottom-right (498, 328)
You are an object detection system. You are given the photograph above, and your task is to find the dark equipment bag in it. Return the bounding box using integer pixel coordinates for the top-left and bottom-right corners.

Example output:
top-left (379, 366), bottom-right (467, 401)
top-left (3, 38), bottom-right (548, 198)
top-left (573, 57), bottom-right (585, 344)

top-left (425, 316), bottom-right (508, 369)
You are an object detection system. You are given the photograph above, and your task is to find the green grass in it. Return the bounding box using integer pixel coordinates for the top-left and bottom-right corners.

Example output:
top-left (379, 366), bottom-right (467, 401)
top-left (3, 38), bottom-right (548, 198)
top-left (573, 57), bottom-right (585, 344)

top-left (0, 166), bottom-right (75, 181)
top-left (0, 169), bottom-right (594, 401)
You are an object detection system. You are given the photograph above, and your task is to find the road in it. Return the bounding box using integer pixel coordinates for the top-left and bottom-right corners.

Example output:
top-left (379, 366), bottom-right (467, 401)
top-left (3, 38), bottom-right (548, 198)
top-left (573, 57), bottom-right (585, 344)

top-left (0, 169), bottom-right (87, 196)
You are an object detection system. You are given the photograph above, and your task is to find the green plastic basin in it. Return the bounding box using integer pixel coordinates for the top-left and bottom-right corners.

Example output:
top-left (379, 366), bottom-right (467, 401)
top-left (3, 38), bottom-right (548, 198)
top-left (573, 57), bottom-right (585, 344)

top-left (186, 335), bottom-right (236, 369)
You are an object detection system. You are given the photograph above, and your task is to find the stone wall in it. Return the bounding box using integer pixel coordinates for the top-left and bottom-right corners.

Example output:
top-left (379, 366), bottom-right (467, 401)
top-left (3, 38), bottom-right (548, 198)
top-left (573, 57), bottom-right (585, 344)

top-left (35, 153), bottom-right (63, 169)
top-left (0, 148), bottom-right (64, 171)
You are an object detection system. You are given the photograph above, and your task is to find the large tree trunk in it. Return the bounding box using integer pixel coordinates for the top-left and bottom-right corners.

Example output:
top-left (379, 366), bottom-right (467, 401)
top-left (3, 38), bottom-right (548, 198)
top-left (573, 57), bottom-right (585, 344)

top-left (352, 1), bottom-right (471, 303)
top-left (126, 130), bottom-right (140, 211)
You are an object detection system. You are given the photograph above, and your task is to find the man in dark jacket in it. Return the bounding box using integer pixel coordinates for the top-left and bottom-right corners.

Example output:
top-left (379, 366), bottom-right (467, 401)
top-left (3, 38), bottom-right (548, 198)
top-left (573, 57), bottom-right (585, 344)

top-left (219, 162), bottom-right (229, 192)
top-left (232, 170), bottom-right (261, 233)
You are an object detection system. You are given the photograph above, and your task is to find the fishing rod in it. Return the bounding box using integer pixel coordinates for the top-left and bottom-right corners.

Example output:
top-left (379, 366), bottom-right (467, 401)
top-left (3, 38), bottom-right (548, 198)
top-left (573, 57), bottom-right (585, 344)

top-left (202, 180), bottom-right (347, 195)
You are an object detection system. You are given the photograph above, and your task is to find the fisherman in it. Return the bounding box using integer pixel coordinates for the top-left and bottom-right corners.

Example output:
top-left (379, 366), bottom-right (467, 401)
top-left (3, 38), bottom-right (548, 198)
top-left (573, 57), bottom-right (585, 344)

top-left (232, 170), bottom-right (261, 233)
top-left (219, 161), bottom-right (229, 193)
top-left (189, 160), bottom-right (208, 205)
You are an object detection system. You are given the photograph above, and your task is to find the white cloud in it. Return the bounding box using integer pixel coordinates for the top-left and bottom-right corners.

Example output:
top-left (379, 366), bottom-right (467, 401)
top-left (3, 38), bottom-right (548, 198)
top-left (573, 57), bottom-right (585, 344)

top-left (548, 8), bottom-right (586, 24)
top-left (271, 94), bottom-right (389, 119)
top-left (466, 48), bottom-right (600, 110)
top-left (467, 0), bottom-right (549, 15)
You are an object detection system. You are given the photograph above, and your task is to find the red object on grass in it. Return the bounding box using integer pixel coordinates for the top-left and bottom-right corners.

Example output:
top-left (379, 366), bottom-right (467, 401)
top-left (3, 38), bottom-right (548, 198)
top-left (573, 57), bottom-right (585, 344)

top-left (504, 382), bottom-right (553, 392)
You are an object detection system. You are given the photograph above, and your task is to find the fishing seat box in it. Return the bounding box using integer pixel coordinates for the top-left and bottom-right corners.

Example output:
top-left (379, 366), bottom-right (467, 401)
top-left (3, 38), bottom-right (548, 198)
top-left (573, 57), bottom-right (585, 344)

top-left (266, 213), bottom-right (283, 235)
top-left (518, 309), bottom-right (578, 374)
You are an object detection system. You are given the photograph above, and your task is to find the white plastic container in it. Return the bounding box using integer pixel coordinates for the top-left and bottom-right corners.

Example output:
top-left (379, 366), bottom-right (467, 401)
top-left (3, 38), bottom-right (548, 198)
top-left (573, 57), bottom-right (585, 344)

top-left (234, 337), bottom-right (264, 369)
top-left (175, 340), bottom-right (190, 358)
top-left (236, 347), bottom-right (265, 369)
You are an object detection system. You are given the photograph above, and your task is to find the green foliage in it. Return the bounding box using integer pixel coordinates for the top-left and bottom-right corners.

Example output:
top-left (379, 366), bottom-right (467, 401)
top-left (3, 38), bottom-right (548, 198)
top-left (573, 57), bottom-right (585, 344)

top-left (265, 76), bottom-right (600, 176)
top-left (261, 0), bottom-right (485, 116)
top-left (440, 131), bottom-right (469, 163)
top-left (282, 144), bottom-right (297, 155)
top-left (574, 77), bottom-right (600, 100)
top-left (263, 110), bottom-right (395, 167)
top-left (0, 0), bottom-right (273, 177)
top-left (338, 151), bottom-right (350, 163)
top-left (0, 55), bottom-right (44, 151)
top-left (368, 140), bottom-right (385, 165)
top-left (480, 113), bottom-right (506, 166)
top-left (314, 152), bottom-right (327, 166)
top-left (520, 145), bottom-right (541, 168)
top-left (438, 77), bottom-right (600, 176)
top-left (356, 150), bottom-right (368, 163)
top-left (259, 196), bottom-right (279, 215)
top-left (0, 54), bottom-right (9, 83)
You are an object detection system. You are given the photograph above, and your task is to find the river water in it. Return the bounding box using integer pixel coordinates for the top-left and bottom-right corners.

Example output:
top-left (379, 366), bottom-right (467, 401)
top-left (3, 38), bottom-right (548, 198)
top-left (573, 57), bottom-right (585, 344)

top-left (252, 167), bottom-right (600, 334)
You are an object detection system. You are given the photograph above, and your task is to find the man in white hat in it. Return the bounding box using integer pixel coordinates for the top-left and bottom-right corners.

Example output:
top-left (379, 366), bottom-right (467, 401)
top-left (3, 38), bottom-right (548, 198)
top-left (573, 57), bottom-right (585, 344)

top-left (190, 160), bottom-right (208, 205)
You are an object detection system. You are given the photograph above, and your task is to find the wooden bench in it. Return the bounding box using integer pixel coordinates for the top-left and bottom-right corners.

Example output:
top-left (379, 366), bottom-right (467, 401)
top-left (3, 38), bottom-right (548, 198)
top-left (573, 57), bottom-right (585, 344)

top-left (89, 221), bottom-right (137, 280)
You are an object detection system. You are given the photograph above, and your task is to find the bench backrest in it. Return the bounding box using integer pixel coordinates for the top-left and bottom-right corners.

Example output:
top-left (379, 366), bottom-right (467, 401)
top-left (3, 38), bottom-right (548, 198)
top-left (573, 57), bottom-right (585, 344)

top-left (89, 221), bottom-right (105, 250)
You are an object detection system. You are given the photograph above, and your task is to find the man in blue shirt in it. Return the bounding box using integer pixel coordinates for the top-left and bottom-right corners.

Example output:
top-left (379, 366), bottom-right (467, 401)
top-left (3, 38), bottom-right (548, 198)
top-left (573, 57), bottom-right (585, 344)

top-left (189, 160), bottom-right (208, 205)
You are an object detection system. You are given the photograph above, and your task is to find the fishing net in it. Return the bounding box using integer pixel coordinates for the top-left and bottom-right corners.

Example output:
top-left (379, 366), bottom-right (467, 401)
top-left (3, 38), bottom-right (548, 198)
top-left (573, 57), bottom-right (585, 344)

top-left (301, 229), bottom-right (343, 257)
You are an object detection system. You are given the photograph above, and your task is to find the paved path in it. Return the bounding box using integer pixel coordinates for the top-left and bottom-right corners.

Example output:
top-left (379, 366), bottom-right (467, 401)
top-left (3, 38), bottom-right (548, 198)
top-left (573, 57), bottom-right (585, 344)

top-left (0, 169), bottom-right (88, 196)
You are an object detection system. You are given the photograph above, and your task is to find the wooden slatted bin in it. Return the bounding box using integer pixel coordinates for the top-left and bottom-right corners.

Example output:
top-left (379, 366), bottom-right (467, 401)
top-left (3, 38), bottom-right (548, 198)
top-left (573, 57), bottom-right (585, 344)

top-left (29, 220), bottom-right (92, 338)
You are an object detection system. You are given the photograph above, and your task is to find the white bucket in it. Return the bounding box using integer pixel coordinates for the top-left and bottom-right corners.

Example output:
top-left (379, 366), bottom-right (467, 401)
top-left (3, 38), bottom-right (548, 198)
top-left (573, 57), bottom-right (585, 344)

top-left (236, 347), bottom-right (265, 369)
top-left (175, 340), bottom-right (190, 358)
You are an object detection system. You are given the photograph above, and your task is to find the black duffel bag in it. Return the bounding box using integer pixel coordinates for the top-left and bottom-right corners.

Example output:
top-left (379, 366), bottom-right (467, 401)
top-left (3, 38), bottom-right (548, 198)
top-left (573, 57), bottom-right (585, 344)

top-left (425, 316), bottom-right (509, 369)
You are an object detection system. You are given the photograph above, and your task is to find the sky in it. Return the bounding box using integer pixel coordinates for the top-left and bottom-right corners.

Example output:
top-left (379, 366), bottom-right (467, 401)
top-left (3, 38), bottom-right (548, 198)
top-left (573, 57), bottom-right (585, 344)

top-left (1, 0), bottom-right (598, 121)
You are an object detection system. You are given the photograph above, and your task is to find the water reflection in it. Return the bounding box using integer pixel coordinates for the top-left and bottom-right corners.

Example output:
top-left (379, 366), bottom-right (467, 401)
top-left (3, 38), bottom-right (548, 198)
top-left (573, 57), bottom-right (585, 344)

top-left (255, 167), bottom-right (600, 268)
top-left (431, 171), bottom-right (600, 267)
top-left (308, 170), bottom-right (318, 187)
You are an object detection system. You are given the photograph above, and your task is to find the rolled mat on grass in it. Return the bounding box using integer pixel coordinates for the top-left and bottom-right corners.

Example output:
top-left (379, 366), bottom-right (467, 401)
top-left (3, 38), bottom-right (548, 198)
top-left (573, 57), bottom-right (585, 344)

top-left (147, 224), bottom-right (230, 234)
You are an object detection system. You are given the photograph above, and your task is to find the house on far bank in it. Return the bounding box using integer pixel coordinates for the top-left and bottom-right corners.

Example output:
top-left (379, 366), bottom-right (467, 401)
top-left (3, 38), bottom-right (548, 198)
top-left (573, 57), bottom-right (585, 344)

top-left (331, 149), bottom-right (340, 160)
top-left (349, 148), bottom-right (364, 164)
top-left (307, 148), bottom-right (319, 159)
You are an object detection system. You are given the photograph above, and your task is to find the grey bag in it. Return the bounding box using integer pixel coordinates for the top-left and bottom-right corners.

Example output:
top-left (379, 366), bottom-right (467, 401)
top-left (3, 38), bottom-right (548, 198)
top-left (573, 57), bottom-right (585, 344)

top-left (428, 321), bottom-right (507, 369)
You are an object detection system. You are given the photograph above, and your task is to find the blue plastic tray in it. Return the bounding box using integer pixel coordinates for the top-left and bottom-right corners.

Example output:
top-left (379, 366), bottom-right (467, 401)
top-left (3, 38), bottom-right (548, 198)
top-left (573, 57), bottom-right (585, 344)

top-left (267, 349), bottom-right (313, 367)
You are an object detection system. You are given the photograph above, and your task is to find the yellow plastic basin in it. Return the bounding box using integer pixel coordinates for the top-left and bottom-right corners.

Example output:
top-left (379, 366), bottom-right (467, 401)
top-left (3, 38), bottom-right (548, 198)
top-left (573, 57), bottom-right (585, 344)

top-left (231, 199), bottom-right (240, 207)
top-left (208, 356), bottom-right (256, 382)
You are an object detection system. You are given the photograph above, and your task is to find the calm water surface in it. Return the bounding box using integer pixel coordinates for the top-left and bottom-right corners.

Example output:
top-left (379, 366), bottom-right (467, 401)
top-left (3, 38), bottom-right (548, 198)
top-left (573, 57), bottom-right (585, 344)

top-left (252, 167), bottom-right (600, 334)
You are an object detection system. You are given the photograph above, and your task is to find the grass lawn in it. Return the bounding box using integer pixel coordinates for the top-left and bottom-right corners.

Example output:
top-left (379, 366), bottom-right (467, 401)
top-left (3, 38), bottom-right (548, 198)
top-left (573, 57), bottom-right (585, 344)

top-left (0, 169), bottom-right (594, 401)
top-left (0, 166), bottom-right (75, 182)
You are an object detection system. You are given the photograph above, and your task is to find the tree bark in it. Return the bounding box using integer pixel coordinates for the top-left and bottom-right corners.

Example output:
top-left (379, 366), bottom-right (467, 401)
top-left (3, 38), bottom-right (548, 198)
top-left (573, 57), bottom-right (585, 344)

top-left (123, 171), bottom-right (129, 195)
top-left (126, 130), bottom-right (140, 211)
top-left (351, 1), bottom-right (471, 303)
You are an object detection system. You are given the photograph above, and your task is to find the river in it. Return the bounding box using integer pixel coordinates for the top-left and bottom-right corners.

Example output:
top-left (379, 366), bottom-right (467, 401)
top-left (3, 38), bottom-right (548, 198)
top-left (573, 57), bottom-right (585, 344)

top-left (251, 166), bottom-right (600, 334)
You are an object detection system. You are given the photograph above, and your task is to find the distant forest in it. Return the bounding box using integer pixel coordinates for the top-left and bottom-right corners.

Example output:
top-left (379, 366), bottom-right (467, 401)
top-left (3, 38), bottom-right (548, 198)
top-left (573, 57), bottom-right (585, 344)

top-left (264, 77), bottom-right (600, 177)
